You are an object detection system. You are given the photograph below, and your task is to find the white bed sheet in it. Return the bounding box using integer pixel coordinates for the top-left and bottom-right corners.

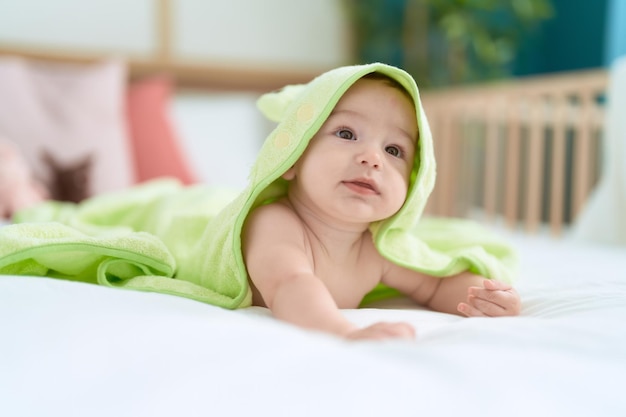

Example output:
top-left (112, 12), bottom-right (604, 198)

top-left (1, 230), bottom-right (625, 417)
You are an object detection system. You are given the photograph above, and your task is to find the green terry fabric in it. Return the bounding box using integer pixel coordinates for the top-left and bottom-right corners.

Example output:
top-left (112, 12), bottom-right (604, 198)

top-left (1, 178), bottom-right (246, 308)
top-left (0, 63), bottom-right (517, 309)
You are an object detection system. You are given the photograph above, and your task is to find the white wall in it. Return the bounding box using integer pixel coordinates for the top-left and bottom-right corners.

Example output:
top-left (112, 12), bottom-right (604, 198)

top-left (0, 0), bottom-right (157, 56)
top-left (0, 0), bottom-right (352, 69)
top-left (171, 92), bottom-right (271, 189)
top-left (174, 0), bottom-right (351, 69)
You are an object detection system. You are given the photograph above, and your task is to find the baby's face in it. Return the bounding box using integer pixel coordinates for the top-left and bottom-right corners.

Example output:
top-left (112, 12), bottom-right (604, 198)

top-left (284, 78), bottom-right (418, 224)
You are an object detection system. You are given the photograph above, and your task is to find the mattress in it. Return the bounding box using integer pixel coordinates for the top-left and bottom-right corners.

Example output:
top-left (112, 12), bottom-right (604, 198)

top-left (1, 227), bottom-right (625, 417)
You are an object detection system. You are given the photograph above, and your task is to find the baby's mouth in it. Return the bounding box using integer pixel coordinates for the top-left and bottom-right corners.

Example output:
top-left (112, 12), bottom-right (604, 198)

top-left (342, 179), bottom-right (379, 194)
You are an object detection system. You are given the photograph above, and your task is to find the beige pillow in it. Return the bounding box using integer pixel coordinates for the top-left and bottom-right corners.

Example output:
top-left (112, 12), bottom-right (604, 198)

top-left (0, 57), bottom-right (134, 200)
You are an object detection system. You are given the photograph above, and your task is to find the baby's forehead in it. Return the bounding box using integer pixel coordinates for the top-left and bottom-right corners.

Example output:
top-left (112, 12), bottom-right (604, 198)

top-left (357, 73), bottom-right (414, 100)
top-left (339, 75), bottom-right (415, 108)
top-left (334, 77), bottom-right (417, 126)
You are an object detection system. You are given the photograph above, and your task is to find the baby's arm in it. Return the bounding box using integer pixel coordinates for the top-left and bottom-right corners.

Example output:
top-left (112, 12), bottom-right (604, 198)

top-left (263, 272), bottom-right (415, 339)
top-left (243, 204), bottom-right (415, 340)
top-left (383, 265), bottom-right (521, 317)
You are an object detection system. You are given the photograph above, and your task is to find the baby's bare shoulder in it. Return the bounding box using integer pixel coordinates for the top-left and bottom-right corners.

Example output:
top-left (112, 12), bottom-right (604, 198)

top-left (243, 201), bottom-right (304, 245)
top-left (247, 200), bottom-right (299, 227)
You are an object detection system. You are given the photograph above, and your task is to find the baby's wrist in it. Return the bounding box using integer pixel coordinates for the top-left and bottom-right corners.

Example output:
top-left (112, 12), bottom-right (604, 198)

top-left (338, 323), bottom-right (360, 338)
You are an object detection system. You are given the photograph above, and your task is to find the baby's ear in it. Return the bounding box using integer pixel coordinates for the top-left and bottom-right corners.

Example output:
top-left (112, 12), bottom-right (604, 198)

top-left (281, 166), bottom-right (296, 180)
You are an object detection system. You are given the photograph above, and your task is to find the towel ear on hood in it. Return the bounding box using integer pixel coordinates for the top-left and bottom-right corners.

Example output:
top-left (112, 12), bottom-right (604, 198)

top-left (256, 84), bottom-right (308, 123)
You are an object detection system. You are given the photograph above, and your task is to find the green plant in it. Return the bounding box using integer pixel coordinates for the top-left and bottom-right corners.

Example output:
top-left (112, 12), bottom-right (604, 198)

top-left (342, 0), bottom-right (554, 87)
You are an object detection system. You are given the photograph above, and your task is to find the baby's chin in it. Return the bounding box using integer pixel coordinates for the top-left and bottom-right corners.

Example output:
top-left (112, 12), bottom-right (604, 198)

top-left (335, 207), bottom-right (398, 226)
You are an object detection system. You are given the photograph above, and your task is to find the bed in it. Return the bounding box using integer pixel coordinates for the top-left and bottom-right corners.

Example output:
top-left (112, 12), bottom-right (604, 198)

top-left (1, 47), bottom-right (626, 417)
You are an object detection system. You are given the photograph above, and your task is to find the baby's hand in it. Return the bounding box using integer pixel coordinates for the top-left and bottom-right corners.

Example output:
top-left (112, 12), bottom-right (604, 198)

top-left (345, 322), bottom-right (416, 341)
top-left (457, 279), bottom-right (521, 317)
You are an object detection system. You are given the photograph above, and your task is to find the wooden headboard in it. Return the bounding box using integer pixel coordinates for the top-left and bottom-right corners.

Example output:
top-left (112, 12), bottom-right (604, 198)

top-left (0, 45), bottom-right (320, 92)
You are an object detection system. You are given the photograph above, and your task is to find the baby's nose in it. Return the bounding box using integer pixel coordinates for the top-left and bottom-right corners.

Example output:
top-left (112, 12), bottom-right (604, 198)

top-left (358, 147), bottom-right (383, 169)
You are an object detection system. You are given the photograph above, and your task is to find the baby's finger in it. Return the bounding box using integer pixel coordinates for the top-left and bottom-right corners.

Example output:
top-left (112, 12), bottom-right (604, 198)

top-left (457, 301), bottom-right (488, 317)
top-left (483, 279), bottom-right (512, 291)
top-left (469, 286), bottom-right (508, 306)
top-left (472, 283), bottom-right (517, 300)
top-left (467, 296), bottom-right (507, 317)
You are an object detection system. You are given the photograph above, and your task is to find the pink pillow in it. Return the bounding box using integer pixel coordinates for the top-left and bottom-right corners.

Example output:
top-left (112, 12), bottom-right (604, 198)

top-left (0, 57), bottom-right (135, 200)
top-left (126, 76), bottom-right (197, 185)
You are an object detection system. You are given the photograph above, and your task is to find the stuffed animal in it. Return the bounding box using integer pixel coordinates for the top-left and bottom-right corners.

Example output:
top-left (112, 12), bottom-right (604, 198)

top-left (0, 139), bottom-right (48, 220)
top-left (41, 151), bottom-right (92, 203)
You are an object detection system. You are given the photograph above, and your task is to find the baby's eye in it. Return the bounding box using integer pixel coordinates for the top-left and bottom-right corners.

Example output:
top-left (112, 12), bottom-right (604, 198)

top-left (335, 128), bottom-right (355, 140)
top-left (385, 145), bottom-right (403, 158)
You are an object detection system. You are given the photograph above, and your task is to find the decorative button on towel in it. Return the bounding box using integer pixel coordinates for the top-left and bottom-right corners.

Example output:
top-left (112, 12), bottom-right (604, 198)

top-left (273, 131), bottom-right (291, 149)
top-left (297, 104), bottom-right (315, 122)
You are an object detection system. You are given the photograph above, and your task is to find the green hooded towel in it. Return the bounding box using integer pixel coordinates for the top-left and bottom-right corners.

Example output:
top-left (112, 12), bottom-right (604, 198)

top-left (0, 63), bottom-right (517, 309)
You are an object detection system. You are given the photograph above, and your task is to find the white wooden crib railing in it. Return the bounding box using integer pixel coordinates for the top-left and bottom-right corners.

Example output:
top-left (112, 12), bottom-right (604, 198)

top-left (422, 69), bottom-right (608, 235)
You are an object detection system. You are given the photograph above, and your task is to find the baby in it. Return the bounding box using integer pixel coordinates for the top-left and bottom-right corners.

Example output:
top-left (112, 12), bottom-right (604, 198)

top-left (0, 63), bottom-right (518, 341)
top-left (243, 71), bottom-right (520, 341)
